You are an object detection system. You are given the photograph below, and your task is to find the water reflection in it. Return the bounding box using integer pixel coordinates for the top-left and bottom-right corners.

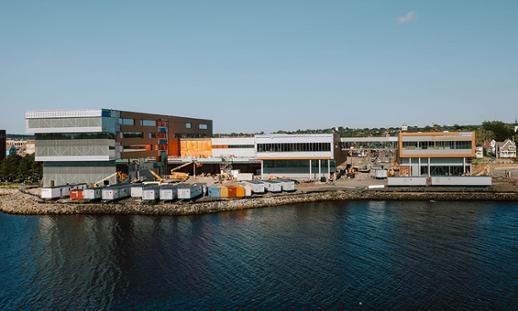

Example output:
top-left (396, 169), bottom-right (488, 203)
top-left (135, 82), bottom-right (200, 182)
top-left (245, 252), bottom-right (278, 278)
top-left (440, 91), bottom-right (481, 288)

top-left (0, 201), bottom-right (515, 310)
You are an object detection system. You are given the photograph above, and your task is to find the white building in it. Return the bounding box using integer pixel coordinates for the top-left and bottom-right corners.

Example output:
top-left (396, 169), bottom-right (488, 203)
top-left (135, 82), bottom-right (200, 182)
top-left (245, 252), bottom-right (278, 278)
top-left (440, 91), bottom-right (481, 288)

top-left (211, 137), bottom-right (256, 159)
top-left (475, 146), bottom-right (484, 159)
top-left (255, 134), bottom-right (346, 180)
top-left (495, 139), bottom-right (516, 159)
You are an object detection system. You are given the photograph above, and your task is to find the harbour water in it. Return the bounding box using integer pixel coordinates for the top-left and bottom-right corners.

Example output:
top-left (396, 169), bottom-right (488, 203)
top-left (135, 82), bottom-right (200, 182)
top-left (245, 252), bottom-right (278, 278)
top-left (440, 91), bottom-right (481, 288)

top-left (1, 201), bottom-right (517, 310)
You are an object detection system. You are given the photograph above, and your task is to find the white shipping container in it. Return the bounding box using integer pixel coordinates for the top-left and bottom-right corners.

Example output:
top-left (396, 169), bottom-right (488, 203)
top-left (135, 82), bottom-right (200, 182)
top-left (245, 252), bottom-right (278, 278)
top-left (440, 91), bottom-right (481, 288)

top-left (431, 176), bottom-right (492, 187)
top-left (177, 184), bottom-right (203, 200)
top-left (83, 188), bottom-right (102, 200)
top-left (41, 187), bottom-right (65, 200)
top-left (239, 183), bottom-right (253, 197)
top-left (241, 180), bottom-right (266, 194)
top-left (41, 183), bottom-right (86, 200)
top-left (131, 185), bottom-right (144, 198)
top-left (142, 185), bottom-right (160, 202)
top-left (262, 180), bottom-right (283, 193)
top-left (159, 185), bottom-right (178, 201)
top-left (277, 179), bottom-right (296, 192)
top-left (387, 177), bottom-right (428, 187)
top-left (102, 184), bottom-right (131, 202)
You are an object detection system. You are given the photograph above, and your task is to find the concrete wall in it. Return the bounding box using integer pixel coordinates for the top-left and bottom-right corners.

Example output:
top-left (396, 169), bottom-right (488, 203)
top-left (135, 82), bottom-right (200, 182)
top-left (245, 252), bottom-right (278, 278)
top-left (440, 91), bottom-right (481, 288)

top-left (43, 161), bottom-right (116, 187)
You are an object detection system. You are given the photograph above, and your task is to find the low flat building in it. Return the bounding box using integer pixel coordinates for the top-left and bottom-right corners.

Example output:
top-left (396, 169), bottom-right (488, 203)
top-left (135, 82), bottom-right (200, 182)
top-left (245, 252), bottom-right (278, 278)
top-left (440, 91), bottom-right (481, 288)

top-left (256, 133), bottom-right (346, 180)
top-left (26, 109), bottom-right (212, 186)
top-left (399, 132), bottom-right (475, 176)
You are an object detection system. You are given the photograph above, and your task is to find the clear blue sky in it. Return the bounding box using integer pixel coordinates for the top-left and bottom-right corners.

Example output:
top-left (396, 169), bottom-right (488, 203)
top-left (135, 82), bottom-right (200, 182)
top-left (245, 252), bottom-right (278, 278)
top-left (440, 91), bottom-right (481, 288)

top-left (1, 0), bottom-right (517, 134)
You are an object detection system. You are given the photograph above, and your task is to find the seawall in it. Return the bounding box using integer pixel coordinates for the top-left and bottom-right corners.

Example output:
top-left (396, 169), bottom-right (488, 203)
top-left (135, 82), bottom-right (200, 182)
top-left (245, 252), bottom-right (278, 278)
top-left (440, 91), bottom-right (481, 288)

top-left (1, 188), bottom-right (518, 216)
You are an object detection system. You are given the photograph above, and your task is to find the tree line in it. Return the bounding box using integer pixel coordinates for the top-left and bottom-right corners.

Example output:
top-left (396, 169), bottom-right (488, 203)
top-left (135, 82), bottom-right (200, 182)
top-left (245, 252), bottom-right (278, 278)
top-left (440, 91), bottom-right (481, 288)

top-left (216, 121), bottom-right (518, 145)
top-left (0, 154), bottom-right (42, 183)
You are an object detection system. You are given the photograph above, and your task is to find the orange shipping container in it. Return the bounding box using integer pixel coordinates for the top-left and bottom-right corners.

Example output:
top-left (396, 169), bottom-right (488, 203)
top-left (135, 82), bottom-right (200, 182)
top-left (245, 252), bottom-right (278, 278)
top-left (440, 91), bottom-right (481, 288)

top-left (227, 186), bottom-right (240, 198)
top-left (235, 186), bottom-right (245, 198)
top-left (70, 189), bottom-right (84, 201)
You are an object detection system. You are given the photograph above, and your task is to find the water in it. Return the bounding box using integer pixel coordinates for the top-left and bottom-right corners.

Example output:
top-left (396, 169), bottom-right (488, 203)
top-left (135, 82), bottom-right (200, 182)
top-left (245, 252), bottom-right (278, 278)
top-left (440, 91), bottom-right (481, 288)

top-left (1, 201), bottom-right (517, 310)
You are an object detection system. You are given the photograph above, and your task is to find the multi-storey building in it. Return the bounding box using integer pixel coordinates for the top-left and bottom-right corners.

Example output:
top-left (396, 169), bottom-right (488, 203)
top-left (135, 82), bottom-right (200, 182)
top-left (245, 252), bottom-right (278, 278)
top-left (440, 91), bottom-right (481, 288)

top-left (398, 132), bottom-right (475, 176)
top-left (256, 133), bottom-right (346, 180)
top-left (26, 109), bottom-right (212, 186)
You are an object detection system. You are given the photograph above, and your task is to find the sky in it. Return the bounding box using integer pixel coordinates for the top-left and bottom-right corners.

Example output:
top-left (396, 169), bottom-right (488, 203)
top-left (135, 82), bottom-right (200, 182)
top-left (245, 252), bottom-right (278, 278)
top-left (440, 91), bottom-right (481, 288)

top-left (1, 0), bottom-right (517, 134)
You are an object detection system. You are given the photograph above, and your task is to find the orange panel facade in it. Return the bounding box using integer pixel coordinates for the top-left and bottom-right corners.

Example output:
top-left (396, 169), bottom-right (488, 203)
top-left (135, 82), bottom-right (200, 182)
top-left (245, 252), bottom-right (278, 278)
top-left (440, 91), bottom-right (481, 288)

top-left (180, 139), bottom-right (212, 158)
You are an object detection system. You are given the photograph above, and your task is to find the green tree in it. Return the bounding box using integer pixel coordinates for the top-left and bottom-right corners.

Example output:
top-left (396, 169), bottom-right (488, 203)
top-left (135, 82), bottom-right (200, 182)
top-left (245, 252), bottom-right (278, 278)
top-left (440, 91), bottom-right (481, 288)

top-left (482, 121), bottom-right (514, 141)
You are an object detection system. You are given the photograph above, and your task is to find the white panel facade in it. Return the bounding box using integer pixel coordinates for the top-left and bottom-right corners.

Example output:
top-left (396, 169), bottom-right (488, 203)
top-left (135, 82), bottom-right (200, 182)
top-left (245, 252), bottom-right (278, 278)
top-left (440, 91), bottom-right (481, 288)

top-left (255, 134), bottom-right (334, 159)
top-left (211, 137), bottom-right (256, 159)
top-left (25, 109), bottom-right (104, 119)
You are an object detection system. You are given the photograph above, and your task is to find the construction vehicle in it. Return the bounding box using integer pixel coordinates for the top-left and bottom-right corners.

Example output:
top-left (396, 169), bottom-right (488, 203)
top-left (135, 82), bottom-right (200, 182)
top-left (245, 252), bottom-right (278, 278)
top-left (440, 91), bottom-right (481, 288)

top-left (92, 171), bottom-right (128, 188)
top-left (169, 161), bottom-right (195, 180)
top-left (148, 169), bottom-right (165, 183)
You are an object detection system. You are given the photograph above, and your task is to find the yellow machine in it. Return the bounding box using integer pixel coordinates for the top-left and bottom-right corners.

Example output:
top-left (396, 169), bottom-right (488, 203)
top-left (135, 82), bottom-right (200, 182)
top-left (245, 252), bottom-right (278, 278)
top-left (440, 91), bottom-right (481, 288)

top-left (168, 161), bottom-right (196, 180)
top-left (92, 171), bottom-right (128, 187)
top-left (148, 169), bottom-right (165, 183)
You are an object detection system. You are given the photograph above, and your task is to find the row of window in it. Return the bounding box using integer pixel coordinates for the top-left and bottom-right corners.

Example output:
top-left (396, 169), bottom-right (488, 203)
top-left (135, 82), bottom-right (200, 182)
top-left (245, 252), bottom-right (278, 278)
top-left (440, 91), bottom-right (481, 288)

top-left (120, 118), bottom-right (209, 130)
top-left (257, 143), bottom-right (332, 153)
top-left (119, 118), bottom-right (156, 126)
top-left (35, 133), bottom-right (116, 140)
top-left (402, 140), bottom-right (472, 150)
top-left (212, 145), bottom-right (255, 149)
top-left (185, 123), bottom-right (208, 130)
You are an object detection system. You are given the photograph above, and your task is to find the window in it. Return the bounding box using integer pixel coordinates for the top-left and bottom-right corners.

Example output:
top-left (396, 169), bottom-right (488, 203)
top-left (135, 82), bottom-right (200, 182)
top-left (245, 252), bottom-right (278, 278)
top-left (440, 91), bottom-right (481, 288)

top-left (257, 143), bottom-right (331, 152)
top-left (141, 120), bottom-right (156, 127)
top-left (119, 118), bottom-right (134, 126)
top-left (149, 133), bottom-right (156, 139)
top-left (122, 132), bottom-right (144, 138)
top-left (185, 123), bottom-right (192, 129)
top-left (199, 123), bottom-right (208, 130)
top-left (402, 141), bottom-right (418, 149)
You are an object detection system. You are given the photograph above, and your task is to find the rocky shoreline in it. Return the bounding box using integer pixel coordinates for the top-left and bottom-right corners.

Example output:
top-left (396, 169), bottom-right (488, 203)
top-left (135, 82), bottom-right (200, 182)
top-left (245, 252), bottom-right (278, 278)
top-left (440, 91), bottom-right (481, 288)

top-left (1, 187), bottom-right (518, 216)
